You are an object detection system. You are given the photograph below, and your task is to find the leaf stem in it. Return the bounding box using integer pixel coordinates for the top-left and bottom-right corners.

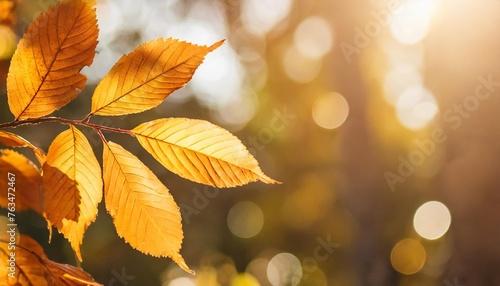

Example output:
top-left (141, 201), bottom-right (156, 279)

top-left (82, 113), bottom-right (92, 123)
top-left (0, 117), bottom-right (133, 136)
top-left (97, 129), bottom-right (107, 143)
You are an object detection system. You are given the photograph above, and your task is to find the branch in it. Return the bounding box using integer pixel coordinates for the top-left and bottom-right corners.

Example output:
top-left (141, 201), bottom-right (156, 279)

top-left (0, 117), bottom-right (133, 136)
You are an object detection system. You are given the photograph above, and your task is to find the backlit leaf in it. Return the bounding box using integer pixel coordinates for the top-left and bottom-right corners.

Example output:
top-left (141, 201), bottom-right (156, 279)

top-left (42, 125), bottom-right (102, 261)
top-left (0, 234), bottom-right (101, 286)
top-left (132, 118), bottom-right (280, 187)
top-left (6, 0), bottom-right (98, 120)
top-left (103, 141), bottom-right (192, 274)
top-left (0, 130), bottom-right (46, 164)
top-left (0, 149), bottom-right (42, 214)
top-left (91, 38), bottom-right (223, 116)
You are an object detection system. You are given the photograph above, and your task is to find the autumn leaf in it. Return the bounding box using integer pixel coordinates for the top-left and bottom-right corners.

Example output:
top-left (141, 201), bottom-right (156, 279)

top-left (90, 38), bottom-right (223, 116)
top-left (132, 118), bottom-right (280, 187)
top-left (0, 0), bottom-right (280, 280)
top-left (0, 130), bottom-right (46, 164)
top-left (0, 149), bottom-right (42, 214)
top-left (42, 125), bottom-right (102, 261)
top-left (6, 0), bottom-right (98, 120)
top-left (0, 234), bottom-right (101, 286)
top-left (44, 259), bottom-right (102, 286)
top-left (103, 141), bottom-right (193, 274)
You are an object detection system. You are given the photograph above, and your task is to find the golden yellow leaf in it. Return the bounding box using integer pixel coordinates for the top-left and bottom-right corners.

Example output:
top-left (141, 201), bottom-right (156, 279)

top-left (132, 118), bottom-right (280, 187)
top-left (6, 0), bottom-right (98, 120)
top-left (42, 125), bottom-right (102, 261)
top-left (91, 39), bottom-right (223, 116)
top-left (0, 130), bottom-right (46, 164)
top-left (103, 141), bottom-right (193, 274)
top-left (0, 149), bottom-right (42, 214)
top-left (0, 234), bottom-right (101, 286)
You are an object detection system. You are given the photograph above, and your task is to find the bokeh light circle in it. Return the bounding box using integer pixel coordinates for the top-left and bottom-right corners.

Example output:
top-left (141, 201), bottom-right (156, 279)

top-left (293, 16), bottom-right (334, 59)
top-left (390, 238), bottom-right (426, 275)
top-left (413, 201), bottom-right (451, 240)
top-left (312, 92), bottom-right (349, 129)
top-left (227, 201), bottom-right (264, 238)
top-left (389, 0), bottom-right (438, 45)
top-left (231, 273), bottom-right (260, 286)
top-left (267, 253), bottom-right (302, 286)
top-left (396, 85), bottom-right (438, 130)
top-left (0, 26), bottom-right (17, 60)
top-left (241, 0), bottom-right (293, 35)
top-left (282, 46), bottom-right (322, 83)
top-left (167, 277), bottom-right (196, 286)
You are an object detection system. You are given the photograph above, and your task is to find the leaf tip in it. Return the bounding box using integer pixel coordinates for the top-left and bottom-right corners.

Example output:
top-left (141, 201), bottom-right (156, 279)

top-left (260, 175), bottom-right (282, 185)
top-left (208, 39), bottom-right (225, 52)
top-left (172, 253), bottom-right (195, 275)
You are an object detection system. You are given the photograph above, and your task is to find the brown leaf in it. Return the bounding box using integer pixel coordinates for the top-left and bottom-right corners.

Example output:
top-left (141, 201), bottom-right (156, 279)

top-left (42, 125), bottom-right (102, 261)
top-left (0, 149), bottom-right (42, 214)
top-left (132, 118), bottom-right (280, 187)
top-left (6, 0), bottom-right (98, 120)
top-left (103, 141), bottom-right (193, 274)
top-left (0, 130), bottom-right (46, 164)
top-left (91, 38), bottom-right (223, 116)
top-left (0, 234), bottom-right (101, 285)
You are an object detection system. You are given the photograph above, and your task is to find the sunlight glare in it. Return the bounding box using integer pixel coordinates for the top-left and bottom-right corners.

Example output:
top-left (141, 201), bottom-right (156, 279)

top-left (390, 0), bottom-right (438, 45)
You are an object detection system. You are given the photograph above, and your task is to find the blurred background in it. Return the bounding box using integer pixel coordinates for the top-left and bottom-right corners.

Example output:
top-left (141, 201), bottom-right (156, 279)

top-left (2, 0), bottom-right (500, 285)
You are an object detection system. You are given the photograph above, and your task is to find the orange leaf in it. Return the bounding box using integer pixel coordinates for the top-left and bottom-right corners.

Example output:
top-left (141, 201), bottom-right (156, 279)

top-left (0, 130), bottom-right (46, 164)
top-left (44, 259), bottom-right (102, 286)
top-left (91, 39), bottom-right (223, 116)
top-left (6, 0), bottom-right (98, 120)
top-left (132, 118), bottom-right (280, 187)
top-left (0, 149), bottom-right (42, 214)
top-left (103, 141), bottom-right (193, 274)
top-left (0, 234), bottom-right (101, 286)
top-left (42, 125), bottom-right (102, 261)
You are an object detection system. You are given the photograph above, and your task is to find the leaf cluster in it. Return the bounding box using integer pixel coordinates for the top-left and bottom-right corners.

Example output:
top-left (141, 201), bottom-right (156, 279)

top-left (0, 0), bottom-right (278, 284)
